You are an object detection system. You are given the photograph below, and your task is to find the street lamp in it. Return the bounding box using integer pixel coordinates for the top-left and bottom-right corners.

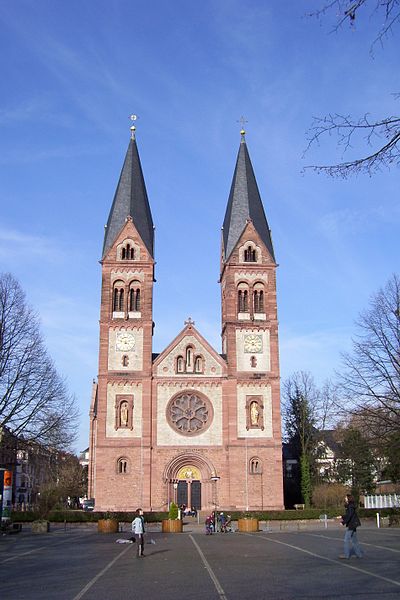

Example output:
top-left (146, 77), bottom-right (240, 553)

top-left (210, 475), bottom-right (220, 530)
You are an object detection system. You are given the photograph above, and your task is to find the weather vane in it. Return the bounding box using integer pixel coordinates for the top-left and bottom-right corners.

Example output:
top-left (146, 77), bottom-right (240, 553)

top-left (130, 114), bottom-right (138, 139)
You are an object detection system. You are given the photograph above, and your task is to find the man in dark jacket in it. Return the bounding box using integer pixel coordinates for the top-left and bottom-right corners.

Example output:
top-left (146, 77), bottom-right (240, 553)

top-left (339, 494), bottom-right (363, 559)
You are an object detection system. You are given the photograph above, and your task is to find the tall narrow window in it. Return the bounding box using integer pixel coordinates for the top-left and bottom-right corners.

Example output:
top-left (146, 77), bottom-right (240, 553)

top-left (120, 241), bottom-right (136, 260)
top-left (244, 245), bottom-right (256, 262)
top-left (117, 458), bottom-right (128, 474)
top-left (177, 356), bottom-right (185, 373)
top-left (250, 458), bottom-right (262, 474)
top-left (135, 289), bottom-right (140, 311)
top-left (194, 356), bottom-right (203, 373)
top-left (253, 284), bottom-right (265, 314)
top-left (186, 347), bottom-right (192, 367)
top-left (243, 290), bottom-right (248, 312)
top-left (113, 283), bottom-right (125, 313)
top-left (254, 290), bottom-right (264, 312)
top-left (238, 285), bottom-right (250, 313)
top-left (259, 290), bottom-right (264, 311)
top-left (118, 289), bottom-right (124, 311)
top-left (238, 290), bottom-right (243, 312)
top-left (129, 284), bottom-right (141, 312)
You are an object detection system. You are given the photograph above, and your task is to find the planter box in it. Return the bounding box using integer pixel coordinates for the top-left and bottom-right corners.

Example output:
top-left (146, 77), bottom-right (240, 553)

top-left (32, 520), bottom-right (50, 534)
top-left (97, 519), bottom-right (119, 533)
top-left (162, 519), bottom-right (183, 533)
top-left (238, 518), bottom-right (259, 532)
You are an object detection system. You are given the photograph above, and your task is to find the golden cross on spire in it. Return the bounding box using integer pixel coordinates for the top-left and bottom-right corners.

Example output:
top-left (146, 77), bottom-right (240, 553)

top-left (236, 115), bottom-right (248, 140)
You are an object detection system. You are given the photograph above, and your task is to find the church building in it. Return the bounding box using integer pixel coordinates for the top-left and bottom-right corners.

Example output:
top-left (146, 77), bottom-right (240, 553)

top-left (88, 125), bottom-right (284, 512)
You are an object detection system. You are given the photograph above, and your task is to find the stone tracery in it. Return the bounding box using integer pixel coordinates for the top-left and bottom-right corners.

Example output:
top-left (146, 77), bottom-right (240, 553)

top-left (167, 391), bottom-right (212, 435)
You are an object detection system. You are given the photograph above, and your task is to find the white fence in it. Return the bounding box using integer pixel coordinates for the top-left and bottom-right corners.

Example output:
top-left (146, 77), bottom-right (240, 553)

top-left (364, 494), bottom-right (400, 509)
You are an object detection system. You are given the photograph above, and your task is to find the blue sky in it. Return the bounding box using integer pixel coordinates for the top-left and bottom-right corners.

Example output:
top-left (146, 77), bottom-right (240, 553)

top-left (1, 1), bottom-right (399, 452)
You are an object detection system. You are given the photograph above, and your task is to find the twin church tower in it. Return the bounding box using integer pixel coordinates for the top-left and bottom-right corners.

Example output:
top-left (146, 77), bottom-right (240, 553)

top-left (88, 125), bottom-right (284, 511)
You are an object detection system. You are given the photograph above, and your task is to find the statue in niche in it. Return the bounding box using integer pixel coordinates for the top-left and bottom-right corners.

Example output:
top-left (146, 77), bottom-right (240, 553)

top-left (120, 401), bottom-right (129, 426)
top-left (250, 401), bottom-right (260, 426)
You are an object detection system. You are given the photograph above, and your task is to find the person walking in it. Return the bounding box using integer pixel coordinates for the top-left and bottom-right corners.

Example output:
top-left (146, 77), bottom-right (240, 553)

top-left (339, 494), bottom-right (363, 559)
top-left (205, 514), bottom-right (213, 535)
top-left (132, 508), bottom-right (145, 558)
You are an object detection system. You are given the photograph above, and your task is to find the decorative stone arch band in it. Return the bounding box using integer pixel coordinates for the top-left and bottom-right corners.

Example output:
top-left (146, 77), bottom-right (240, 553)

top-left (163, 452), bottom-right (217, 482)
top-left (163, 452), bottom-right (219, 511)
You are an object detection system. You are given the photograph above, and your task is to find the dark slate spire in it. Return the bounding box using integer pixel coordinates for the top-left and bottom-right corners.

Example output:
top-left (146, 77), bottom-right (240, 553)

top-left (222, 132), bottom-right (275, 261)
top-left (103, 133), bottom-right (154, 258)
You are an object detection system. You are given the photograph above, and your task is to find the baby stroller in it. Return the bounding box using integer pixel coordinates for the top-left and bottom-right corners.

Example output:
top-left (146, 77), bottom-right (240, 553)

top-left (224, 515), bottom-right (233, 532)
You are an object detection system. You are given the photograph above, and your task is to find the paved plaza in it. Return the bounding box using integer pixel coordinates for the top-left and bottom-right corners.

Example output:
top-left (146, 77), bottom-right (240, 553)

top-left (1, 523), bottom-right (399, 599)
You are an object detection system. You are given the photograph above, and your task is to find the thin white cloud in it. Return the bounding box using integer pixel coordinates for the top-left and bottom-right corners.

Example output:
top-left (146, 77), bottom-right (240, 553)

top-left (317, 201), bottom-right (400, 237)
top-left (280, 327), bottom-right (352, 384)
top-left (0, 227), bottom-right (60, 262)
top-left (0, 96), bottom-right (75, 128)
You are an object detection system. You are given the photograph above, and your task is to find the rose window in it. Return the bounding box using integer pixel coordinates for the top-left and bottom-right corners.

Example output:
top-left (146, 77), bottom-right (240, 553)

top-left (167, 392), bottom-right (212, 436)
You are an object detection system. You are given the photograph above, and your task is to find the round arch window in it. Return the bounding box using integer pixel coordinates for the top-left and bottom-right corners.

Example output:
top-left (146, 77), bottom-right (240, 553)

top-left (166, 391), bottom-right (213, 436)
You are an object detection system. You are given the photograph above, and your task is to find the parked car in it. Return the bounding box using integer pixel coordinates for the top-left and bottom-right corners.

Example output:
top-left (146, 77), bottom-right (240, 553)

top-left (82, 498), bottom-right (95, 512)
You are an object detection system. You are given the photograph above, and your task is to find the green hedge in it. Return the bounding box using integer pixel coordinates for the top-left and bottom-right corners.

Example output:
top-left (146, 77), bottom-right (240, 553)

top-left (226, 509), bottom-right (341, 521)
top-left (11, 510), bottom-right (169, 523)
top-left (11, 511), bottom-right (39, 522)
top-left (11, 507), bottom-right (399, 524)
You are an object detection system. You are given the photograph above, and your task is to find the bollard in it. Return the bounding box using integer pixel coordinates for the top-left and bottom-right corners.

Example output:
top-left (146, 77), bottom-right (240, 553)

top-left (376, 512), bottom-right (380, 528)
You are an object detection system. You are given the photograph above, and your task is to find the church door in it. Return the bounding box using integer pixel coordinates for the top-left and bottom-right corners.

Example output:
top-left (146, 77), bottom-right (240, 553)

top-left (177, 481), bottom-right (188, 507)
top-left (191, 481), bottom-right (201, 510)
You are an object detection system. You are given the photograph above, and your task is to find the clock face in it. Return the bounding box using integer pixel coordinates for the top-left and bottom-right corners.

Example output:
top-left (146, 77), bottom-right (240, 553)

top-left (116, 331), bottom-right (135, 352)
top-left (244, 334), bottom-right (263, 353)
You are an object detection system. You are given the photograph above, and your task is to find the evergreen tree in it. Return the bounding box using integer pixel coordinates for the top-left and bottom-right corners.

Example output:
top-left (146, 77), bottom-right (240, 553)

top-left (283, 372), bottom-right (319, 507)
top-left (336, 427), bottom-right (375, 498)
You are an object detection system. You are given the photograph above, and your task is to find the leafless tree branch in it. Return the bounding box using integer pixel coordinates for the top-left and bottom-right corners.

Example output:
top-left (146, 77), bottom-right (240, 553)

top-left (0, 273), bottom-right (78, 450)
top-left (303, 112), bottom-right (400, 177)
top-left (308, 0), bottom-right (400, 52)
top-left (304, 2), bottom-right (400, 177)
top-left (337, 274), bottom-right (400, 439)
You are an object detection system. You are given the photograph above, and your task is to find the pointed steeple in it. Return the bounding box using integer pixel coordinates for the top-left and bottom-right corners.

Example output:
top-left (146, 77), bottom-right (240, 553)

top-left (222, 131), bottom-right (275, 262)
top-left (103, 133), bottom-right (154, 258)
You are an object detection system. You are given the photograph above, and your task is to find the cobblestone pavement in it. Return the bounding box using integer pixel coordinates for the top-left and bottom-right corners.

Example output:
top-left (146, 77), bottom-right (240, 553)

top-left (1, 523), bottom-right (399, 599)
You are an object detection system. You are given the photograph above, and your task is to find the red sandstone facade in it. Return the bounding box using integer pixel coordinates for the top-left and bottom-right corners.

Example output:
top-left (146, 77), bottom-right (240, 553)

top-left (88, 132), bottom-right (284, 512)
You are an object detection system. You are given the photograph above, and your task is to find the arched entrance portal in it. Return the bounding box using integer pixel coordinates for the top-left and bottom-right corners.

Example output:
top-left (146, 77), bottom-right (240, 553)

top-left (176, 466), bottom-right (201, 510)
top-left (164, 453), bottom-right (216, 511)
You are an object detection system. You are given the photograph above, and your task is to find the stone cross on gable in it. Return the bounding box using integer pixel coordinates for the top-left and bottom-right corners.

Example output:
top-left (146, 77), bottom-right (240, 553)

top-left (184, 317), bottom-right (195, 326)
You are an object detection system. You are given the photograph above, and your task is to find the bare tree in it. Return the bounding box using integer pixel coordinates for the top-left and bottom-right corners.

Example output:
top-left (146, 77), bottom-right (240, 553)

top-left (0, 273), bottom-right (78, 450)
top-left (338, 274), bottom-right (400, 438)
top-left (308, 1), bottom-right (400, 50)
top-left (304, 1), bottom-right (400, 177)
